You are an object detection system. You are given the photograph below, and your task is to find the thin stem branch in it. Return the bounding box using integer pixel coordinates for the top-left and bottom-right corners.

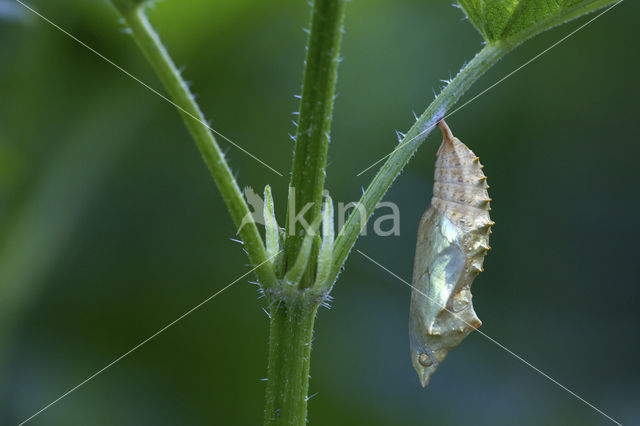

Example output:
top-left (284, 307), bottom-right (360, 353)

top-left (113, 3), bottom-right (278, 288)
top-left (325, 43), bottom-right (508, 289)
top-left (285, 0), bottom-right (346, 288)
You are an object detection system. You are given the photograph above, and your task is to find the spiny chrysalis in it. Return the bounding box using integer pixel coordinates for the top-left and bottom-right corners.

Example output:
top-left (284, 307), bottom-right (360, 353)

top-left (409, 120), bottom-right (493, 387)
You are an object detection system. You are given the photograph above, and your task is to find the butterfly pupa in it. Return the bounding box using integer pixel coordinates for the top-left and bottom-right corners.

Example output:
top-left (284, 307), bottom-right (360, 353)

top-left (409, 120), bottom-right (492, 387)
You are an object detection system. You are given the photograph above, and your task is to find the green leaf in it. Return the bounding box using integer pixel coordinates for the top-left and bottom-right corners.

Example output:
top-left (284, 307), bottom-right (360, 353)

top-left (263, 185), bottom-right (281, 266)
top-left (458, 0), bottom-right (620, 46)
top-left (313, 195), bottom-right (335, 289)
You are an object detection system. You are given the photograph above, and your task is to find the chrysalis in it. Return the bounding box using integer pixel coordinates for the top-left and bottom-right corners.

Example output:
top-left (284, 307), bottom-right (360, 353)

top-left (409, 120), bottom-right (493, 387)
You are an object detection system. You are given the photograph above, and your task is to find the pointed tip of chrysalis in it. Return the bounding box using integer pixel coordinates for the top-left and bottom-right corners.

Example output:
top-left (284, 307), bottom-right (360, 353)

top-left (420, 374), bottom-right (430, 388)
top-left (437, 120), bottom-right (455, 143)
top-left (435, 120), bottom-right (456, 158)
top-left (411, 353), bottom-right (439, 388)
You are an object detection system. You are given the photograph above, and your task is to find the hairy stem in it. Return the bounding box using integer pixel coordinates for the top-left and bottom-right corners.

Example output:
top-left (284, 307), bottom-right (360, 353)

top-left (327, 43), bottom-right (508, 287)
top-left (264, 300), bottom-right (319, 425)
top-left (113, 3), bottom-right (278, 288)
top-left (285, 0), bottom-right (346, 288)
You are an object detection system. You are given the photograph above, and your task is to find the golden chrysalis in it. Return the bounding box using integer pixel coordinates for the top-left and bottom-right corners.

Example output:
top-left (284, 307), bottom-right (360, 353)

top-left (409, 120), bottom-right (493, 387)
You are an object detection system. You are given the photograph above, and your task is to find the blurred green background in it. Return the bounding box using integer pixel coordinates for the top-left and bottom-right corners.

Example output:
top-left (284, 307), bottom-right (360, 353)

top-left (1, 0), bottom-right (638, 424)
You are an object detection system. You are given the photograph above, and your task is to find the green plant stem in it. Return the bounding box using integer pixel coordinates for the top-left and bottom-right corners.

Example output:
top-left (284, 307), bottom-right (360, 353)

top-left (114, 4), bottom-right (278, 289)
top-left (326, 43), bottom-right (508, 288)
top-left (285, 0), bottom-right (346, 287)
top-left (264, 300), bottom-right (319, 425)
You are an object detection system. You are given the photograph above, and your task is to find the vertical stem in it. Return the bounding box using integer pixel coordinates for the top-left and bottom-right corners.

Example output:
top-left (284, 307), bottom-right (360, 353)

top-left (265, 0), bottom-right (346, 411)
top-left (285, 0), bottom-right (346, 286)
top-left (264, 300), bottom-right (319, 425)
